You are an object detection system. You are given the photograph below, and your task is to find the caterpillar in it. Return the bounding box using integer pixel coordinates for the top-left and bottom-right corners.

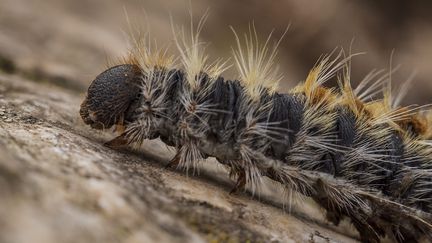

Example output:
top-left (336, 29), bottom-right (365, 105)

top-left (79, 16), bottom-right (432, 243)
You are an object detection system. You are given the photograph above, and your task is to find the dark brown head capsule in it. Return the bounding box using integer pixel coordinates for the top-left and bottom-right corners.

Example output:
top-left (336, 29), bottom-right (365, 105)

top-left (80, 64), bottom-right (142, 129)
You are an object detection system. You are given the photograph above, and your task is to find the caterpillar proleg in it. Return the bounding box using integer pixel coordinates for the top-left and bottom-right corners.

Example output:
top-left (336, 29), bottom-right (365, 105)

top-left (79, 16), bottom-right (432, 243)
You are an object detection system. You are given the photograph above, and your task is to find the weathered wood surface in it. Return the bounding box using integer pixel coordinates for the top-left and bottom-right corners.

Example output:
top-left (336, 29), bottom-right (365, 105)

top-left (0, 72), bottom-right (360, 243)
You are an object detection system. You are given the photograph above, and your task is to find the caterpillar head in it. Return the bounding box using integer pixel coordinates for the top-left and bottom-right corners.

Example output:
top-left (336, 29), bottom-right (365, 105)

top-left (80, 64), bottom-right (142, 130)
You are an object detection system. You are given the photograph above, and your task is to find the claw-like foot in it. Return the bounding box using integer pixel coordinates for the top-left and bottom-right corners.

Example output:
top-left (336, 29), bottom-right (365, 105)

top-left (230, 169), bottom-right (246, 195)
top-left (165, 152), bottom-right (181, 169)
top-left (104, 134), bottom-right (128, 148)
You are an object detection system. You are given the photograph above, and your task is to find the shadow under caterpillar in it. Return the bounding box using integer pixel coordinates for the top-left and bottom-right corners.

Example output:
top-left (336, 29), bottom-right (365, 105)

top-left (79, 20), bottom-right (432, 243)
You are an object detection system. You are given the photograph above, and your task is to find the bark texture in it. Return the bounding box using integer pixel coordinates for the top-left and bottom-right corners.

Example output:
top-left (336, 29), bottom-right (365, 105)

top-left (0, 72), bottom-right (360, 243)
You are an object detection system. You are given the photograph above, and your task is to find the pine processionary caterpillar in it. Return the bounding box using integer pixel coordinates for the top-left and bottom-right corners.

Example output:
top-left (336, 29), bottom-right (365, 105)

top-left (79, 15), bottom-right (432, 243)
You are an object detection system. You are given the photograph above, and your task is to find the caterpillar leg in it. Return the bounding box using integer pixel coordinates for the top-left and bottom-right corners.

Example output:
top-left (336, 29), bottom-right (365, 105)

top-left (165, 152), bottom-right (181, 169)
top-left (113, 116), bottom-right (126, 134)
top-left (229, 169), bottom-right (246, 194)
top-left (104, 134), bottom-right (128, 148)
top-left (216, 159), bottom-right (248, 194)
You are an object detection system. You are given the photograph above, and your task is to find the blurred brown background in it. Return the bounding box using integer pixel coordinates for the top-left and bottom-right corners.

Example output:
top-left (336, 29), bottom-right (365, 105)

top-left (1, 0), bottom-right (431, 105)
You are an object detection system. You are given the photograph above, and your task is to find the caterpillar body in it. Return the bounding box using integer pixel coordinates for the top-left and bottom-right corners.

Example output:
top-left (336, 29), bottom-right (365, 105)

top-left (79, 20), bottom-right (432, 242)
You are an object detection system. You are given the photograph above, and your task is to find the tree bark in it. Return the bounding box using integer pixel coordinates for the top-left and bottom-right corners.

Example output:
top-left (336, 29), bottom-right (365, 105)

top-left (0, 72), bottom-right (358, 243)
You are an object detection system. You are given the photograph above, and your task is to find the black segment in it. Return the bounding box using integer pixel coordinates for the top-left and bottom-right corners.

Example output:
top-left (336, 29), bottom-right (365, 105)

top-left (267, 93), bottom-right (305, 159)
top-left (332, 107), bottom-right (357, 176)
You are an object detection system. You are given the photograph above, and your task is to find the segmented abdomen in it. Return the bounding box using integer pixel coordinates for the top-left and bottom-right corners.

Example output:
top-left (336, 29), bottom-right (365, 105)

top-left (131, 68), bottom-right (432, 242)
